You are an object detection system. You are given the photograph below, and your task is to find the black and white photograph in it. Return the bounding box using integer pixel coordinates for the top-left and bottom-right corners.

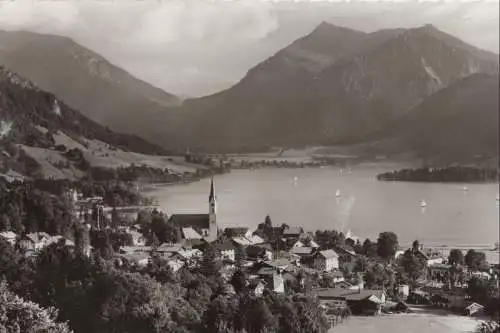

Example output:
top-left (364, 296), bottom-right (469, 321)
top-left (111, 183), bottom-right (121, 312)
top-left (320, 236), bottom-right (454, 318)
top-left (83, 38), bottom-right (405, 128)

top-left (0, 0), bottom-right (498, 332)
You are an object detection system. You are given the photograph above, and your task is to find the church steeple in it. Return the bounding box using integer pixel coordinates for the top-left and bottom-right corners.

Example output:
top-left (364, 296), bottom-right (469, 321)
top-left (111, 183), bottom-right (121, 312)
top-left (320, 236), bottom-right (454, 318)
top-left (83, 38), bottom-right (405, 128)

top-left (208, 176), bottom-right (217, 241)
top-left (209, 176), bottom-right (215, 202)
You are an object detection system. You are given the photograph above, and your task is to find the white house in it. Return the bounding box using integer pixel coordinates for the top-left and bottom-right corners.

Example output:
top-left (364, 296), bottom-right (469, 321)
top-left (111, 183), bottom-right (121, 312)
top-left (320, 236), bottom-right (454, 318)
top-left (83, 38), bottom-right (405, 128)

top-left (314, 250), bottom-right (339, 272)
top-left (0, 231), bottom-right (17, 245)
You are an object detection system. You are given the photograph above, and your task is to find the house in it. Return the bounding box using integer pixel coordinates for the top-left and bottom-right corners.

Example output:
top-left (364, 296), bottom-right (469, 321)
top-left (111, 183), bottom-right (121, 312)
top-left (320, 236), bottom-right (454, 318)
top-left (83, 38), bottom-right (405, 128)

top-left (314, 250), bottom-right (339, 272)
top-left (0, 231), bottom-right (17, 245)
top-left (397, 284), bottom-right (410, 299)
top-left (45, 236), bottom-right (75, 247)
top-left (407, 289), bottom-right (431, 305)
top-left (313, 288), bottom-right (386, 315)
top-left (464, 302), bottom-right (485, 316)
top-left (168, 178), bottom-right (218, 242)
top-left (290, 246), bottom-right (315, 260)
top-left (18, 232), bottom-right (51, 251)
top-left (255, 266), bottom-right (286, 294)
top-left (248, 279), bottom-right (266, 297)
top-left (282, 226), bottom-right (304, 242)
top-left (223, 227), bottom-right (249, 238)
top-left (214, 240), bottom-right (236, 261)
top-left (160, 253), bottom-right (185, 272)
top-left (330, 270), bottom-right (345, 283)
top-left (246, 244), bottom-right (273, 261)
top-left (155, 243), bottom-right (183, 255)
top-left (313, 288), bottom-right (348, 309)
top-left (118, 252), bottom-right (150, 267)
top-left (292, 239), bottom-right (319, 248)
top-left (413, 249), bottom-right (444, 266)
top-left (0, 169), bottom-right (25, 183)
top-left (345, 290), bottom-right (386, 315)
top-left (335, 281), bottom-right (354, 289)
top-left (120, 245), bottom-right (152, 254)
top-left (127, 229), bottom-right (147, 246)
top-left (334, 245), bottom-right (357, 258)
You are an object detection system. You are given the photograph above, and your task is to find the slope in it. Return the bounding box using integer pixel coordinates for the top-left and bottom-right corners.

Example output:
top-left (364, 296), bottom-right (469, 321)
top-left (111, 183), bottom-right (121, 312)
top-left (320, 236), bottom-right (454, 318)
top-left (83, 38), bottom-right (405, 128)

top-left (0, 30), bottom-right (179, 142)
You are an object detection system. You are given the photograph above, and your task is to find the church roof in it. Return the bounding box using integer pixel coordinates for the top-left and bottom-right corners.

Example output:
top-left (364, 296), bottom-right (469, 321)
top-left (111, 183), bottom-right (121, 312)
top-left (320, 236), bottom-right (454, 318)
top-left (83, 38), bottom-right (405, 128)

top-left (181, 227), bottom-right (203, 240)
top-left (170, 214), bottom-right (210, 229)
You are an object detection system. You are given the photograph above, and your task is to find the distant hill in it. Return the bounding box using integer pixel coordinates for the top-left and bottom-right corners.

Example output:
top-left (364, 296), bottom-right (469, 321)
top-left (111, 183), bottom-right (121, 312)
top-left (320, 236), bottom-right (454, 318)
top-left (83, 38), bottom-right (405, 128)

top-left (0, 66), bottom-right (196, 180)
top-left (367, 73), bottom-right (499, 165)
top-left (165, 23), bottom-right (498, 153)
top-left (0, 30), bottom-right (180, 142)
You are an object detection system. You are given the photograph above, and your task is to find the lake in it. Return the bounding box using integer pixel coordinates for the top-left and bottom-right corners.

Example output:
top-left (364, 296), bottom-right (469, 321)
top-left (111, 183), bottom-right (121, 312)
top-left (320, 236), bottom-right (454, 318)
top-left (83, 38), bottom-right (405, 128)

top-left (149, 165), bottom-right (499, 247)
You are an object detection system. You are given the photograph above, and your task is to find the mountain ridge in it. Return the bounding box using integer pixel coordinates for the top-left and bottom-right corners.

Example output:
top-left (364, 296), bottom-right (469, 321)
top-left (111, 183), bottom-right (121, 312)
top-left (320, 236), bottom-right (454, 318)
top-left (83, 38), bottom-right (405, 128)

top-left (0, 30), bottom-right (180, 142)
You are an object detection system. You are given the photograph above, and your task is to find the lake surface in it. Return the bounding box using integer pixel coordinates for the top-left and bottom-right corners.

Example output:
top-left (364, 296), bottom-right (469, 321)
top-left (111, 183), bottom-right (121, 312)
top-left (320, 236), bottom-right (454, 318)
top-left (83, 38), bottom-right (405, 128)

top-left (150, 166), bottom-right (499, 247)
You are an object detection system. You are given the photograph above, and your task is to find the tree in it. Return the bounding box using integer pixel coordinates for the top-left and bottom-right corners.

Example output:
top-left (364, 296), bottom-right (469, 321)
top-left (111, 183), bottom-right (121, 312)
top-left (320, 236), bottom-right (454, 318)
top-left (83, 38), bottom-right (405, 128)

top-left (0, 281), bottom-right (72, 333)
top-left (465, 250), bottom-right (488, 271)
top-left (377, 232), bottom-right (399, 262)
top-left (230, 269), bottom-right (247, 294)
top-left (475, 321), bottom-right (500, 333)
top-left (362, 239), bottom-right (378, 257)
top-left (448, 249), bottom-right (465, 266)
top-left (200, 244), bottom-right (221, 277)
top-left (400, 249), bottom-right (426, 286)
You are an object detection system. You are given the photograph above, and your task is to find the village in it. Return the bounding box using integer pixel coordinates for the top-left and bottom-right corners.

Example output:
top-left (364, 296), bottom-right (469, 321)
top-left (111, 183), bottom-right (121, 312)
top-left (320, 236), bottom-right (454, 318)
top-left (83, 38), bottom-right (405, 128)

top-left (0, 177), bottom-right (498, 329)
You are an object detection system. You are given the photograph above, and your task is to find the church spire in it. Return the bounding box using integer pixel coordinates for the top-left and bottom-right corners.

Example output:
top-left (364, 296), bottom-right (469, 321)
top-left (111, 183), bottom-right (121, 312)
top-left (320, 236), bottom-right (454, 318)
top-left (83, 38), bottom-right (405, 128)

top-left (209, 176), bottom-right (215, 202)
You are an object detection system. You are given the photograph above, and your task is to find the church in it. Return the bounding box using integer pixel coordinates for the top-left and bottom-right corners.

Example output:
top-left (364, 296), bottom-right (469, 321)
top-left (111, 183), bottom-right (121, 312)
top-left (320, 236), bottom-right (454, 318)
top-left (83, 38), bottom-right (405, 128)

top-left (168, 177), bottom-right (218, 243)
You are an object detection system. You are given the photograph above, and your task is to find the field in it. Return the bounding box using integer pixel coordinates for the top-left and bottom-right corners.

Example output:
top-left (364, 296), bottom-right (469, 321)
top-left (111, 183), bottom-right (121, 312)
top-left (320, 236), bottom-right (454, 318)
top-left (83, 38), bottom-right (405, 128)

top-left (330, 308), bottom-right (483, 333)
top-left (19, 127), bottom-right (201, 179)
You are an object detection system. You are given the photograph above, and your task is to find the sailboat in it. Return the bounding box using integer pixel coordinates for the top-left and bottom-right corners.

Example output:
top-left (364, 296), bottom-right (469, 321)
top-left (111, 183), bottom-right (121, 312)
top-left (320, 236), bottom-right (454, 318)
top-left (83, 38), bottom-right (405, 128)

top-left (420, 200), bottom-right (427, 208)
top-left (335, 189), bottom-right (341, 198)
top-left (496, 194), bottom-right (499, 201)
top-left (462, 186), bottom-right (469, 192)
top-left (292, 176), bottom-right (298, 186)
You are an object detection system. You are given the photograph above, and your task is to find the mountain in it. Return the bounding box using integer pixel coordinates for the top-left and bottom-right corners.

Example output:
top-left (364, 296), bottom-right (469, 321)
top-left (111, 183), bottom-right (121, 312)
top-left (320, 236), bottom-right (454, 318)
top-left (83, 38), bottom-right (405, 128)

top-left (169, 23), bottom-right (498, 152)
top-left (0, 30), bottom-right (180, 142)
top-left (367, 73), bottom-right (499, 165)
top-left (0, 66), bottom-right (196, 180)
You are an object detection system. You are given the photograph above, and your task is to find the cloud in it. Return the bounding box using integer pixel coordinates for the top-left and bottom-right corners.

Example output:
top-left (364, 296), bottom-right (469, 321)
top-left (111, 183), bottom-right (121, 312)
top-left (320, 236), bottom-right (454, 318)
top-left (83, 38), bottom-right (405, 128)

top-left (0, 0), bottom-right (497, 96)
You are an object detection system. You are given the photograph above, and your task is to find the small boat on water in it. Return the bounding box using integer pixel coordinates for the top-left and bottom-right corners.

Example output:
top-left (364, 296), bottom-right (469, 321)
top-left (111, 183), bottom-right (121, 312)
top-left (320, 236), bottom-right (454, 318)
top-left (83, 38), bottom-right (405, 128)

top-left (462, 186), bottom-right (469, 192)
top-left (496, 194), bottom-right (499, 201)
top-left (335, 189), bottom-right (341, 198)
top-left (420, 200), bottom-right (427, 208)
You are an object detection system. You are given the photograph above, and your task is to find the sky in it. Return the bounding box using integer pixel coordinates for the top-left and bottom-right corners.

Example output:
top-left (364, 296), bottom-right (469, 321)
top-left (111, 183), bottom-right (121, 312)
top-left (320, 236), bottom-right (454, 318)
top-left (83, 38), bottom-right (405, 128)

top-left (0, 0), bottom-right (498, 97)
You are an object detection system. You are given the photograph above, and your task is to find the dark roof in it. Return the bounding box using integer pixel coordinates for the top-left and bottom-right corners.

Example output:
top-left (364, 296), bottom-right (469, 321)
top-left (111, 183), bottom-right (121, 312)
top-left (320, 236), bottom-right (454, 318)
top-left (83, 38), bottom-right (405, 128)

top-left (283, 226), bottom-right (303, 236)
top-left (170, 214), bottom-right (209, 229)
top-left (247, 245), bottom-right (268, 258)
top-left (214, 240), bottom-right (236, 251)
top-left (224, 227), bottom-right (249, 237)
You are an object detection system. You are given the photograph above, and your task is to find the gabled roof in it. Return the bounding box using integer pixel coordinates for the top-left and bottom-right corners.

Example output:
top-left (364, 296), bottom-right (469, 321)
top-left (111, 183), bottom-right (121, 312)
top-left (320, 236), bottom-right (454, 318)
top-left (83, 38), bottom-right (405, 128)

top-left (247, 234), bottom-right (265, 245)
top-left (283, 226), bottom-right (303, 236)
top-left (317, 249), bottom-right (339, 259)
top-left (22, 232), bottom-right (50, 244)
top-left (224, 227), bottom-right (249, 237)
top-left (246, 245), bottom-right (269, 258)
top-left (170, 214), bottom-right (210, 229)
top-left (45, 236), bottom-right (75, 247)
top-left (120, 245), bottom-right (152, 254)
top-left (291, 247), bottom-right (314, 256)
top-left (232, 237), bottom-right (252, 246)
top-left (181, 227), bottom-right (203, 240)
top-left (0, 231), bottom-right (17, 240)
top-left (156, 243), bottom-right (183, 253)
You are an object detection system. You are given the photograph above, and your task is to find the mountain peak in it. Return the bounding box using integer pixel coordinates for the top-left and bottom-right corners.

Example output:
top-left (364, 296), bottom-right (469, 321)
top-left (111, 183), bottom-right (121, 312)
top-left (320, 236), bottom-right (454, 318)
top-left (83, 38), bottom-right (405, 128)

top-left (310, 21), bottom-right (363, 36)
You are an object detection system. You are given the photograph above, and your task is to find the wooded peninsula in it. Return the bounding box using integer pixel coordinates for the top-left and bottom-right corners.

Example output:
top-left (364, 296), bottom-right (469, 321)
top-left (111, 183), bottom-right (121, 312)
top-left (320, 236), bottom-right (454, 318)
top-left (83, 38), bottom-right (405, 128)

top-left (377, 167), bottom-right (500, 183)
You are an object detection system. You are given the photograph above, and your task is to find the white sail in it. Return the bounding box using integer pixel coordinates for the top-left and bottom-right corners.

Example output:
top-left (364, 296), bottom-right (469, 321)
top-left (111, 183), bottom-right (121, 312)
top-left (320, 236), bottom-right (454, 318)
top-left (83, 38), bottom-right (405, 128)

top-left (420, 200), bottom-right (427, 208)
top-left (335, 190), bottom-right (341, 197)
